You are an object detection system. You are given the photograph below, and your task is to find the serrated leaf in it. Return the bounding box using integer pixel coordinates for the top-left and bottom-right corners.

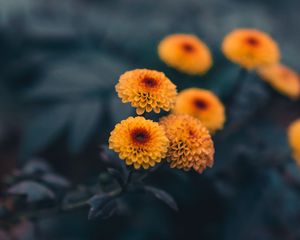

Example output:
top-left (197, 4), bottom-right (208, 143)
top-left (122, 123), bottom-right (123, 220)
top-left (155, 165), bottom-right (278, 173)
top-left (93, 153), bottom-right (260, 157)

top-left (8, 181), bottom-right (55, 202)
top-left (87, 194), bottom-right (116, 220)
top-left (20, 104), bottom-right (72, 160)
top-left (143, 186), bottom-right (178, 211)
top-left (68, 101), bottom-right (102, 154)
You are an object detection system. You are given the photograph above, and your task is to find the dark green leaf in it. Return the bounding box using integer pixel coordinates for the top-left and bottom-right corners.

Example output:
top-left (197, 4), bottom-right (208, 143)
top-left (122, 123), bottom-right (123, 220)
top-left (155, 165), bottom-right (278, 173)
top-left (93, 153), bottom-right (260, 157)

top-left (41, 173), bottom-right (70, 189)
top-left (8, 181), bottom-right (55, 202)
top-left (24, 53), bottom-right (125, 101)
top-left (143, 186), bottom-right (178, 211)
top-left (20, 104), bottom-right (72, 160)
top-left (22, 158), bottom-right (53, 175)
top-left (107, 168), bottom-right (125, 186)
top-left (87, 194), bottom-right (116, 220)
top-left (68, 101), bottom-right (102, 154)
top-left (99, 145), bottom-right (127, 172)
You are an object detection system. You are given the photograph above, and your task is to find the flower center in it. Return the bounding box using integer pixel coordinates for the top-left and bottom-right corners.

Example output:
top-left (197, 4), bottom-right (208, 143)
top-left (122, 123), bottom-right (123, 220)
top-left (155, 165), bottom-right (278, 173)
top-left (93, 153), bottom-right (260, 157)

top-left (182, 42), bottom-right (195, 53)
top-left (188, 129), bottom-right (196, 138)
top-left (131, 128), bottom-right (150, 144)
top-left (193, 98), bottom-right (208, 110)
top-left (245, 36), bottom-right (260, 46)
top-left (142, 77), bottom-right (158, 88)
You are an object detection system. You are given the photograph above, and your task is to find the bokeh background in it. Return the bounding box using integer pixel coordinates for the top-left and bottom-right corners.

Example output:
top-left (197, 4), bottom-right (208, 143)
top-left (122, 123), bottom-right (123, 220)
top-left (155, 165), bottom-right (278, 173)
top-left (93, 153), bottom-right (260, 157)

top-left (0, 0), bottom-right (300, 239)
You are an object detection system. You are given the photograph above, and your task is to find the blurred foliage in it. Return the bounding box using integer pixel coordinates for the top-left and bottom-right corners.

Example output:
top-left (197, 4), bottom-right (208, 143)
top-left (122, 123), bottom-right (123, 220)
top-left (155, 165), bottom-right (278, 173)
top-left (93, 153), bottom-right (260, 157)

top-left (0, 0), bottom-right (300, 240)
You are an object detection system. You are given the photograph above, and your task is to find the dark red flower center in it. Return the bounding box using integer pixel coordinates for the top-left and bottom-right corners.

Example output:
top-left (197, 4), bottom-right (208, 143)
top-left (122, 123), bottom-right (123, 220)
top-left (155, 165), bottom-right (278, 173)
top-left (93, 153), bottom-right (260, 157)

top-left (131, 128), bottom-right (150, 144)
top-left (142, 77), bottom-right (158, 88)
top-left (182, 42), bottom-right (195, 53)
top-left (189, 129), bottom-right (196, 138)
top-left (194, 98), bottom-right (208, 110)
top-left (245, 36), bottom-right (260, 46)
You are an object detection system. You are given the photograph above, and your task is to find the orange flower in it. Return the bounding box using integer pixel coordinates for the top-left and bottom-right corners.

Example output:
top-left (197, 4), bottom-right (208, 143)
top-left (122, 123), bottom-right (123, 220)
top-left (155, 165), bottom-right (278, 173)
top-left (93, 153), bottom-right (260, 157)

top-left (160, 114), bottom-right (214, 173)
top-left (258, 63), bottom-right (300, 99)
top-left (109, 116), bottom-right (169, 169)
top-left (158, 34), bottom-right (212, 75)
top-left (173, 88), bottom-right (225, 133)
top-left (116, 69), bottom-right (177, 115)
top-left (222, 29), bottom-right (280, 69)
top-left (288, 119), bottom-right (300, 165)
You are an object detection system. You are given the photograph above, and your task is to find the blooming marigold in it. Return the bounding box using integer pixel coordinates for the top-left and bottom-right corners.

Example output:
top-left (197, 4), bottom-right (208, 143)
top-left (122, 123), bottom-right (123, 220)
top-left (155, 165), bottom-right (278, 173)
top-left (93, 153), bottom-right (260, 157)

top-left (288, 119), bottom-right (300, 165)
top-left (222, 29), bottom-right (280, 69)
top-left (109, 116), bottom-right (169, 169)
top-left (116, 69), bottom-right (177, 115)
top-left (258, 63), bottom-right (300, 99)
top-left (159, 114), bottom-right (214, 173)
top-left (173, 88), bottom-right (225, 133)
top-left (158, 34), bottom-right (212, 75)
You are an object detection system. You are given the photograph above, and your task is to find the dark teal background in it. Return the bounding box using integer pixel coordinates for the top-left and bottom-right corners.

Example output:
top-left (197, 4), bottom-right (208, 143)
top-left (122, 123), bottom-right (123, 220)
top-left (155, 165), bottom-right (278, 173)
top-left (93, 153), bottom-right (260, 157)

top-left (0, 0), bottom-right (300, 239)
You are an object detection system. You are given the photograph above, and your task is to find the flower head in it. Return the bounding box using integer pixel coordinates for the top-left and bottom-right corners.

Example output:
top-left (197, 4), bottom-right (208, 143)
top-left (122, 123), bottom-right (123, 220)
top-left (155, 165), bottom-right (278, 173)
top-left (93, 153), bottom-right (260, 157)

top-left (158, 34), bottom-right (212, 75)
top-left (258, 63), bottom-right (300, 99)
top-left (109, 116), bottom-right (169, 169)
top-left (173, 88), bottom-right (225, 133)
top-left (116, 69), bottom-right (177, 115)
top-left (288, 119), bottom-right (300, 165)
top-left (222, 29), bottom-right (280, 69)
top-left (159, 114), bottom-right (214, 173)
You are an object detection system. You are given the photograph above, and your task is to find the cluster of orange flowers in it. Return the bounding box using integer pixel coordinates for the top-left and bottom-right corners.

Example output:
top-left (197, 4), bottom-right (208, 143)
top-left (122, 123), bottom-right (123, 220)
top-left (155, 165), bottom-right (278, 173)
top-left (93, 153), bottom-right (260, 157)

top-left (108, 28), bottom-right (300, 172)
top-left (110, 68), bottom-right (218, 173)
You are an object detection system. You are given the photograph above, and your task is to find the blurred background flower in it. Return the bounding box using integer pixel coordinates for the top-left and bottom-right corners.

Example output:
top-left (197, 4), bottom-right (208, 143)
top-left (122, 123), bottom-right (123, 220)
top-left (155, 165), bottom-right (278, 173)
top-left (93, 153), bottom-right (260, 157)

top-left (158, 34), bottom-right (212, 75)
top-left (222, 28), bottom-right (280, 69)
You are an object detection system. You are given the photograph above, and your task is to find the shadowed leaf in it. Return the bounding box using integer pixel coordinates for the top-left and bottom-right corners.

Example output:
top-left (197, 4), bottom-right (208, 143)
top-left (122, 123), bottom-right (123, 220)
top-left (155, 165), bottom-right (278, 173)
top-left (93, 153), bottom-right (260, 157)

top-left (20, 104), bottom-right (72, 160)
top-left (99, 145), bottom-right (127, 173)
top-left (87, 194), bottom-right (116, 220)
top-left (68, 101), bottom-right (102, 154)
top-left (143, 186), bottom-right (178, 211)
top-left (22, 158), bottom-right (52, 175)
top-left (8, 181), bottom-right (55, 202)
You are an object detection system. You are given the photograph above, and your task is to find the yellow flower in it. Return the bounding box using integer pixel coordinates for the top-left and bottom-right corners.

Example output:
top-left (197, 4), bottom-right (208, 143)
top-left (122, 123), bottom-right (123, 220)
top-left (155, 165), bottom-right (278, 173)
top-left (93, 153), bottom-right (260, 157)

top-left (109, 116), bottom-right (169, 169)
top-left (158, 34), bottom-right (212, 75)
top-left (257, 63), bottom-right (300, 99)
top-left (173, 88), bottom-right (225, 133)
top-left (116, 69), bottom-right (177, 115)
top-left (288, 119), bottom-right (300, 165)
top-left (160, 114), bottom-right (214, 173)
top-left (222, 29), bottom-right (280, 69)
